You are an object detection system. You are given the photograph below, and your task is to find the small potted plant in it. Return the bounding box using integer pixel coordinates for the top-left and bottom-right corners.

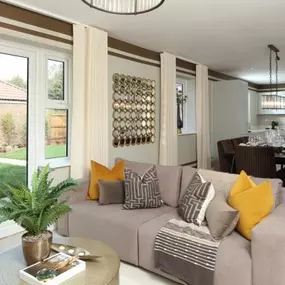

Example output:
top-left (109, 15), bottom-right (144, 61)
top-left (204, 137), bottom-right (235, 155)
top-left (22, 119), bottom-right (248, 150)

top-left (0, 165), bottom-right (77, 265)
top-left (271, 120), bottom-right (279, 130)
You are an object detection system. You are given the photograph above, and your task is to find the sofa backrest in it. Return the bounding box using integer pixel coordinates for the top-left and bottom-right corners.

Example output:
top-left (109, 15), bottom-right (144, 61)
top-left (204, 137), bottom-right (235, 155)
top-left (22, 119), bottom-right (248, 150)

top-left (195, 168), bottom-right (282, 208)
top-left (116, 158), bottom-right (182, 207)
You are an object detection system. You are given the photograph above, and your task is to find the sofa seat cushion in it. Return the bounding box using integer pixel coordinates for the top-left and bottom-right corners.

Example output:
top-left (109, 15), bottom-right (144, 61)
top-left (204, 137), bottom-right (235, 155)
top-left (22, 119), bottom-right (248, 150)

top-left (138, 210), bottom-right (252, 285)
top-left (116, 158), bottom-right (182, 207)
top-left (68, 201), bottom-right (173, 265)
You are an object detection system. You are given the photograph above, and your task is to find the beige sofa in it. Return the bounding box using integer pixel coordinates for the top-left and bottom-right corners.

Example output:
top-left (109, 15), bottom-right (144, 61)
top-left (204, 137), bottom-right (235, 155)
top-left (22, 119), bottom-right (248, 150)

top-left (58, 160), bottom-right (285, 285)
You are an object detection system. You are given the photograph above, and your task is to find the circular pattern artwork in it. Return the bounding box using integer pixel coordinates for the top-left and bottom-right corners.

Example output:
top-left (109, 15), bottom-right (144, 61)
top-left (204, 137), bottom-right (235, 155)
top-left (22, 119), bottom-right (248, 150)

top-left (112, 73), bottom-right (156, 147)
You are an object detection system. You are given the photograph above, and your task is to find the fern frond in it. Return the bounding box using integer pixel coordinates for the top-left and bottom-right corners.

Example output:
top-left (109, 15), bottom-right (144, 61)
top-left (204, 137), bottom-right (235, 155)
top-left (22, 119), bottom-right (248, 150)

top-left (1, 165), bottom-right (75, 236)
top-left (39, 204), bottom-right (71, 232)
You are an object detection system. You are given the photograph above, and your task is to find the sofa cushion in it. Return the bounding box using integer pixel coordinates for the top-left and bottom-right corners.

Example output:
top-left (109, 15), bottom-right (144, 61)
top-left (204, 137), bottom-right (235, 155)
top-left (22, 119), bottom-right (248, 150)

top-left (123, 166), bottom-right (162, 210)
top-left (116, 158), bottom-right (182, 207)
top-left (138, 210), bottom-right (251, 285)
top-left (214, 231), bottom-right (252, 285)
top-left (88, 160), bottom-right (125, 200)
top-left (98, 180), bottom-right (124, 205)
top-left (228, 174), bottom-right (274, 240)
top-left (68, 201), bottom-right (173, 265)
top-left (206, 192), bottom-right (239, 240)
top-left (197, 169), bottom-right (238, 197)
top-left (180, 166), bottom-right (197, 198)
top-left (178, 172), bottom-right (215, 225)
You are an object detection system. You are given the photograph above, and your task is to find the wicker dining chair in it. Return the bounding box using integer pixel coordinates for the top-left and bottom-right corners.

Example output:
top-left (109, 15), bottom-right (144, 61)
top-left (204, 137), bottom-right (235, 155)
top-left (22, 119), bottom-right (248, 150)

top-left (235, 145), bottom-right (277, 178)
top-left (217, 139), bottom-right (235, 173)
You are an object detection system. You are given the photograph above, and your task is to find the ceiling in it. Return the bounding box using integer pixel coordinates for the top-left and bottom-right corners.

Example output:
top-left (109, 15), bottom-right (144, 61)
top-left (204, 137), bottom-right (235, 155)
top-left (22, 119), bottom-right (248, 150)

top-left (4, 0), bottom-right (285, 84)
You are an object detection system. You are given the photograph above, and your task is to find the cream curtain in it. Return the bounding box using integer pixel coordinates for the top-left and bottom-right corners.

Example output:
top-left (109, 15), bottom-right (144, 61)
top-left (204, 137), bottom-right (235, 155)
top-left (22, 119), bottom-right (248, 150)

top-left (71, 24), bottom-right (108, 179)
top-left (196, 65), bottom-right (211, 169)
top-left (159, 52), bottom-right (178, 165)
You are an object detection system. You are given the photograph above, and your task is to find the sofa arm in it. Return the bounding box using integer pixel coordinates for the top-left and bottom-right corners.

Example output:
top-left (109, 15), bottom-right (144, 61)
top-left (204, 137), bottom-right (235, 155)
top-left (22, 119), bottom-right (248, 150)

top-left (251, 202), bottom-right (285, 285)
top-left (57, 179), bottom-right (89, 236)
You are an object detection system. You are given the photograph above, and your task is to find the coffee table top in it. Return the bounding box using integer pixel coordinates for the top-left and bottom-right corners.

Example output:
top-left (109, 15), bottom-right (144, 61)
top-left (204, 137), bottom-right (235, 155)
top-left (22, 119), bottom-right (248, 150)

top-left (0, 237), bottom-right (120, 285)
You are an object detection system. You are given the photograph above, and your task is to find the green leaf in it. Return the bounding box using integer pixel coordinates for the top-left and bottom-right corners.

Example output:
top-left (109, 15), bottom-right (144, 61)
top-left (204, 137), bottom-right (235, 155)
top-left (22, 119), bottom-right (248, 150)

top-left (0, 166), bottom-right (75, 236)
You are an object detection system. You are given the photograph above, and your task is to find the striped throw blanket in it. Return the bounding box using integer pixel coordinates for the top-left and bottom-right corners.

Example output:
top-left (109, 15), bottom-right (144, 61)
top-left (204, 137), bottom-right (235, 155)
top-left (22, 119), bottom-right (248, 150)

top-left (154, 219), bottom-right (222, 285)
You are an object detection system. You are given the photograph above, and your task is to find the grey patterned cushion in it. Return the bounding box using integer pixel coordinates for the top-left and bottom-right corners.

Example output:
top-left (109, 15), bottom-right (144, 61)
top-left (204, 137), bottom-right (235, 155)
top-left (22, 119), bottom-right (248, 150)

top-left (123, 166), bottom-right (162, 210)
top-left (178, 172), bottom-right (215, 226)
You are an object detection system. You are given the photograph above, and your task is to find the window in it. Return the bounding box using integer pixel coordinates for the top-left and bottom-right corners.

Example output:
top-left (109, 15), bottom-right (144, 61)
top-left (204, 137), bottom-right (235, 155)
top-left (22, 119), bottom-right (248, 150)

top-left (48, 60), bottom-right (64, 101)
top-left (45, 57), bottom-right (70, 160)
top-left (176, 82), bottom-right (185, 133)
top-left (176, 77), bottom-right (196, 134)
top-left (0, 39), bottom-right (72, 186)
top-left (45, 109), bottom-right (68, 159)
top-left (0, 53), bottom-right (28, 192)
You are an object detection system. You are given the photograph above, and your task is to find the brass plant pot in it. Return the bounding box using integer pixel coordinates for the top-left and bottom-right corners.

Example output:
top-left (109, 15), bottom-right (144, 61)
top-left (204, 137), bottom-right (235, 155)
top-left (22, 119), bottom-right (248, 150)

top-left (22, 231), bottom-right (53, 265)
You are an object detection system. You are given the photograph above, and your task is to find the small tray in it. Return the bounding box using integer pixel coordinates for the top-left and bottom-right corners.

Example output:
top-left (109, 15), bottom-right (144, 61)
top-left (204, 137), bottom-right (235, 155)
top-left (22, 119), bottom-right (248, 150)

top-left (20, 253), bottom-right (85, 285)
top-left (51, 243), bottom-right (101, 261)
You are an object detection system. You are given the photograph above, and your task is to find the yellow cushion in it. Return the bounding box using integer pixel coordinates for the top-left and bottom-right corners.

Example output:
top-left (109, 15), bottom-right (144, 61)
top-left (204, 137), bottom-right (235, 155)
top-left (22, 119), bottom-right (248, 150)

top-left (87, 160), bottom-right (125, 200)
top-left (228, 171), bottom-right (274, 240)
top-left (228, 170), bottom-right (256, 205)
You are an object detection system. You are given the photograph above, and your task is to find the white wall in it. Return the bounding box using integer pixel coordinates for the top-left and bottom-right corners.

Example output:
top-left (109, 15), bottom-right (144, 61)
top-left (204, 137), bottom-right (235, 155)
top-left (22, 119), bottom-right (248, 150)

top-left (211, 80), bottom-right (248, 163)
top-left (177, 134), bottom-right (197, 165)
top-left (248, 90), bottom-right (259, 128)
top-left (108, 55), bottom-right (161, 167)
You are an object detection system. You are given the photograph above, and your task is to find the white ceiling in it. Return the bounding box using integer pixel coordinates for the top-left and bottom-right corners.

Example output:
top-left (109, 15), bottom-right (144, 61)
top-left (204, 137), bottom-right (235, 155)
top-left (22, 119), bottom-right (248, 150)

top-left (5, 0), bottom-right (285, 84)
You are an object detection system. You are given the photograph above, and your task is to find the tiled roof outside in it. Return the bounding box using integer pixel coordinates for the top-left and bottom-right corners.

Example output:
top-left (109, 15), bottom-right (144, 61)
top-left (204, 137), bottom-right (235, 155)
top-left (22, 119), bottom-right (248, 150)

top-left (0, 80), bottom-right (27, 101)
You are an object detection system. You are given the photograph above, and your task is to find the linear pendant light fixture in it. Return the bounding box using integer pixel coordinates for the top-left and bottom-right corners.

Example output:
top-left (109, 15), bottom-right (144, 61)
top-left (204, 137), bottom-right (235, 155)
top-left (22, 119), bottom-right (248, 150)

top-left (81, 0), bottom-right (165, 15)
top-left (262, 45), bottom-right (283, 109)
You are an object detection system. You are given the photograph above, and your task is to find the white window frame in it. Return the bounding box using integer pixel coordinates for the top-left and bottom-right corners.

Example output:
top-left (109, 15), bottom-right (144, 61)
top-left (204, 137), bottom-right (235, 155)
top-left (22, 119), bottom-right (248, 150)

top-left (0, 37), bottom-right (72, 238)
top-left (0, 40), bottom-right (37, 186)
top-left (0, 38), bottom-right (72, 175)
top-left (40, 52), bottom-right (72, 167)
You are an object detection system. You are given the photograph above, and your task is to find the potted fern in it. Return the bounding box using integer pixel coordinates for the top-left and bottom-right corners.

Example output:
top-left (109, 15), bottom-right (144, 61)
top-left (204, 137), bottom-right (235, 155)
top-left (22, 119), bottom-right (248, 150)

top-left (0, 165), bottom-right (77, 265)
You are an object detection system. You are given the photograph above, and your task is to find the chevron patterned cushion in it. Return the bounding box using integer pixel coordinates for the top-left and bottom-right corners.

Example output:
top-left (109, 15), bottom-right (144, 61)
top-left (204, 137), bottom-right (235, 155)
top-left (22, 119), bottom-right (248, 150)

top-left (123, 166), bottom-right (162, 210)
top-left (178, 172), bottom-right (215, 225)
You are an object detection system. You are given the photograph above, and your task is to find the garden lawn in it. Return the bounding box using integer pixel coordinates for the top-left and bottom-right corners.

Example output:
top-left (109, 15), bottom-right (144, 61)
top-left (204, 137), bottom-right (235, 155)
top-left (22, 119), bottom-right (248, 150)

top-left (0, 163), bottom-right (26, 198)
top-left (0, 145), bottom-right (66, 160)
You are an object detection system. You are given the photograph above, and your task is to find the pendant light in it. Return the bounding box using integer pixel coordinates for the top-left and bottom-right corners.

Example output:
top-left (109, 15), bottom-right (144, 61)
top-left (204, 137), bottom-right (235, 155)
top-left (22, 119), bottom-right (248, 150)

top-left (81, 0), bottom-right (165, 15)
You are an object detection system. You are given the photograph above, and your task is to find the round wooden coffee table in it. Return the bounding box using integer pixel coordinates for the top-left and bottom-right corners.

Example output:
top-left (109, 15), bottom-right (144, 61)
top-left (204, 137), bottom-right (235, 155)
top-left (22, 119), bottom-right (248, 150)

top-left (0, 237), bottom-right (120, 285)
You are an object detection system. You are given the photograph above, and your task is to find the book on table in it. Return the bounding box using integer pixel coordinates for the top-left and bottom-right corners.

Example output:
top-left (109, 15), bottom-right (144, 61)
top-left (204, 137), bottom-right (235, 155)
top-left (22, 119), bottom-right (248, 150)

top-left (19, 252), bottom-right (86, 285)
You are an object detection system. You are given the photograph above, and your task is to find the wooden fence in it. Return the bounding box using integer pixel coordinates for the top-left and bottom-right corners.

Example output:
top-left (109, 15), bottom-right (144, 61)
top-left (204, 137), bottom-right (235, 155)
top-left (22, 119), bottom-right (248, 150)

top-left (46, 114), bottom-right (67, 145)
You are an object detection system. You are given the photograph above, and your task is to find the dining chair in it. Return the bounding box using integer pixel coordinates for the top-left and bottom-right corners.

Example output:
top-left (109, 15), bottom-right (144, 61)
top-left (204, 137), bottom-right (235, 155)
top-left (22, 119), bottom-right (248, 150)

top-left (235, 145), bottom-right (277, 179)
top-left (217, 139), bottom-right (235, 173)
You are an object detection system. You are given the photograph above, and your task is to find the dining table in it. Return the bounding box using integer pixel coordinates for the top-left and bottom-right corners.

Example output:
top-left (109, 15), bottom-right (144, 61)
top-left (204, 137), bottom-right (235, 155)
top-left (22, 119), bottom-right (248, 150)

top-left (224, 148), bottom-right (285, 173)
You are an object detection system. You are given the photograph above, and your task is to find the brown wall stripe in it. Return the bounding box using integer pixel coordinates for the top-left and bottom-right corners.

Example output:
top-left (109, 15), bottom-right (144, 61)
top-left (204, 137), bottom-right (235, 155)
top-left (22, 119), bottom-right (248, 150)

top-left (108, 51), bottom-right (160, 68)
top-left (0, 2), bottom-right (72, 36)
top-left (208, 69), bottom-right (236, 81)
top-left (176, 69), bottom-right (196, 77)
top-left (108, 37), bottom-right (160, 62)
top-left (0, 22), bottom-right (73, 45)
top-left (258, 83), bottom-right (285, 90)
top-left (2, 3), bottom-right (282, 91)
top-left (181, 160), bottom-right (197, 167)
top-left (208, 69), bottom-right (260, 89)
top-left (176, 58), bottom-right (196, 72)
